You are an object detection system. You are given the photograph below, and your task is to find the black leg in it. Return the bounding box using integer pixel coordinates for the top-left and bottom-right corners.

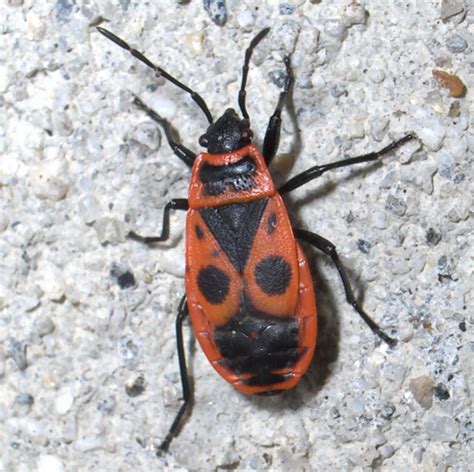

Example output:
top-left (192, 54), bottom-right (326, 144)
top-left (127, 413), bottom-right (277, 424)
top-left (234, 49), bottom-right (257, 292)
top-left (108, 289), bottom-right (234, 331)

top-left (97, 27), bottom-right (213, 124)
top-left (262, 56), bottom-right (294, 165)
top-left (279, 135), bottom-right (415, 194)
top-left (133, 96), bottom-right (197, 167)
top-left (294, 228), bottom-right (397, 347)
top-left (128, 198), bottom-right (188, 243)
top-left (157, 295), bottom-right (192, 455)
top-left (238, 28), bottom-right (271, 120)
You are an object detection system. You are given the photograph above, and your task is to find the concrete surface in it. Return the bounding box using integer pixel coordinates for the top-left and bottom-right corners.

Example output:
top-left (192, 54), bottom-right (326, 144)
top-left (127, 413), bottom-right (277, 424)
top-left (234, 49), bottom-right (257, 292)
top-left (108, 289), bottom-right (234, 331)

top-left (0, 0), bottom-right (472, 470)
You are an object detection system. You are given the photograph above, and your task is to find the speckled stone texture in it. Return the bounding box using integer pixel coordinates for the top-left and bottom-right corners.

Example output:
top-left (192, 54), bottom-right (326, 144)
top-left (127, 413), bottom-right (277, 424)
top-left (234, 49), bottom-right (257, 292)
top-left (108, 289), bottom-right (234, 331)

top-left (0, 1), bottom-right (472, 471)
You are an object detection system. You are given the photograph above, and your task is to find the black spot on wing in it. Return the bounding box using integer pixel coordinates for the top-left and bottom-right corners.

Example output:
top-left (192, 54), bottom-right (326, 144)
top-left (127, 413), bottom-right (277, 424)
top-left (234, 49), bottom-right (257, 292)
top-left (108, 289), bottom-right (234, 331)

top-left (195, 224), bottom-right (204, 240)
top-left (254, 255), bottom-right (292, 296)
top-left (197, 265), bottom-right (230, 304)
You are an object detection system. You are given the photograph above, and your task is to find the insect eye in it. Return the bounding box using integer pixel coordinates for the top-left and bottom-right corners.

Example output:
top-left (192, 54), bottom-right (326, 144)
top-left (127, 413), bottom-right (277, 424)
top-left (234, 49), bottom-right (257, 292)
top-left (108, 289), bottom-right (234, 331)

top-left (242, 129), bottom-right (253, 140)
top-left (199, 134), bottom-right (209, 147)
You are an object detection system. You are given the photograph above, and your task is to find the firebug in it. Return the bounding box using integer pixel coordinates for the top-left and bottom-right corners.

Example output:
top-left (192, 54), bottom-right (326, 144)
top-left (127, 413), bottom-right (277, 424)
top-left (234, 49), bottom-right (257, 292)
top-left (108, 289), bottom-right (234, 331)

top-left (97, 26), bottom-right (415, 454)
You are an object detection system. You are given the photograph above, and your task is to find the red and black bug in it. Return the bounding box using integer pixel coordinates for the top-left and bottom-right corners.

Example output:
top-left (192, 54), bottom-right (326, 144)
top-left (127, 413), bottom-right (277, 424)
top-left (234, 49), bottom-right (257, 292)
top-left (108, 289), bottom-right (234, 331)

top-left (97, 26), bottom-right (415, 454)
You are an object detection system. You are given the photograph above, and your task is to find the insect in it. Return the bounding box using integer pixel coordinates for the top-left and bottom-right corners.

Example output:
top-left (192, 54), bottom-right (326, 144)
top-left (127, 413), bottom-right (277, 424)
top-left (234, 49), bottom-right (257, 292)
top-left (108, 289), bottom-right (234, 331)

top-left (97, 26), bottom-right (415, 454)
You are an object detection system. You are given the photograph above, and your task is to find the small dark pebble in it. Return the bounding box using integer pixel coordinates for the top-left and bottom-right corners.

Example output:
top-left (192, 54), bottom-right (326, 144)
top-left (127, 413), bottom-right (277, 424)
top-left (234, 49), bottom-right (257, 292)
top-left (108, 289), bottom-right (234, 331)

top-left (33, 316), bottom-right (56, 337)
top-left (15, 393), bottom-right (34, 406)
top-left (446, 34), bottom-right (467, 53)
top-left (119, 143), bottom-right (130, 155)
top-left (448, 101), bottom-right (461, 117)
top-left (437, 273), bottom-right (453, 283)
top-left (118, 335), bottom-right (142, 364)
top-left (453, 173), bottom-right (465, 184)
top-left (145, 83), bottom-right (159, 93)
top-left (439, 165), bottom-right (453, 180)
top-left (203, 0), bottom-right (227, 26)
top-left (380, 402), bottom-right (396, 419)
top-left (426, 228), bottom-right (442, 246)
top-left (437, 255), bottom-right (448, 271)
top-left (434, 383), bottom-right (450, 401)
top-left (269, 69), bottom-right (287, 89)
top-left (110, 265), bottom-right (136, 289)
top-left (117, 270), bottom-right (135, 289)
top-left (330, 407), bottom-right (341, 419)
top-left (437, 256), bottom-right (455, 283)
top-left (458, 321), bottom-right (466, 332)
top-left (346, 211), bottom-right (356, 223)
top-left (126, 375), bottom-right (146, 397)
top-left (7, 339), bottom-right (27, 371)
top-left (385, 195), bottom-right (407, 216)
top-left (263, 452), bottom-right (272, 465)
top-left (331, 84), bottom-right (348, 98)
top-left (56, 0), bottom-right (74, 20)
top-left (357, 239), bottom-right (372, 254)
top-left (136, 437), bottom-right (147, 448)
top-left (279, 3), bottom-right (295, 15)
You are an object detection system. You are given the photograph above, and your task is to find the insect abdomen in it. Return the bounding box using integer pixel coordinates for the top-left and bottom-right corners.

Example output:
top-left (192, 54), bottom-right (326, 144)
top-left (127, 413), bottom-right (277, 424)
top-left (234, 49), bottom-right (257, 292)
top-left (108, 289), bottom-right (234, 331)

top-left (213, 301), bottom-right (302, 379)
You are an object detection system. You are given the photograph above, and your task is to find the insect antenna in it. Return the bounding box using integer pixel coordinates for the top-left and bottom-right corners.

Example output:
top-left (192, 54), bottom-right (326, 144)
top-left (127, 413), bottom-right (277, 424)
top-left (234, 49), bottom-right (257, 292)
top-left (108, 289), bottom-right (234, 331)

top-left (97, 27), bottom-right (214, 124)
top-left (238, 27), bottom-right (270, 120)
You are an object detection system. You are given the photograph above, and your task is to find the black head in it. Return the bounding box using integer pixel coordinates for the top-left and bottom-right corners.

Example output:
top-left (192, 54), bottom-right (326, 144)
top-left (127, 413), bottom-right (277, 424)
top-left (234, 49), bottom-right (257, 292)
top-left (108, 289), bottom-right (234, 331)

top-left (199, 108), bottom-right (254, 154)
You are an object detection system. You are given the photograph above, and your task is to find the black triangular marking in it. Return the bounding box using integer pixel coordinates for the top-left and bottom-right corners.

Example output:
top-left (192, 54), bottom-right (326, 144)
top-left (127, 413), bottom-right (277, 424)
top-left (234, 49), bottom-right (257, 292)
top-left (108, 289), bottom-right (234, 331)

top-left (199, 199), bottom-right (268, 273)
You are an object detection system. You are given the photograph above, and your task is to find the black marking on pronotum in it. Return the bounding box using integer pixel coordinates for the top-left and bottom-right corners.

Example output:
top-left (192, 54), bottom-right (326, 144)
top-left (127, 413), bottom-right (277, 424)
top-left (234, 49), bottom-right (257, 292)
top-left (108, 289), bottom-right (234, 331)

top-left (197, 265), bottom-right (230, 304)
top-left (199, 156), bottom-right (256, 183)
top-left (195, 224), bottom-right (204, 240)
top-left (254, 255), bottom-right (292, 296)
top-left (267, 212), bottom-right (277, 235)
top-left (214, 298), bottom-right (301, 376)
top-left (199, 156), bottom-right (257, 196)
top-left (200, 199), bottom-right (268, 273)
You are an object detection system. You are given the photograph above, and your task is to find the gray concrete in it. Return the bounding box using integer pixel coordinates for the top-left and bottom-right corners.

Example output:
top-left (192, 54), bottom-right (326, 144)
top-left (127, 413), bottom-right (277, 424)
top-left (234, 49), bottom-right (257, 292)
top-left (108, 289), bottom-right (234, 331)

top-left (0, 0), bottom-right (472, 470)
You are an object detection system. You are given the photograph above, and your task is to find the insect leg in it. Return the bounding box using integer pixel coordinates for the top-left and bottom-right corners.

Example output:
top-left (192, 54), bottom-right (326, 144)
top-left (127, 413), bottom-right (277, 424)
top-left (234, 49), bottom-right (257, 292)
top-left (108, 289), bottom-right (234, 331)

top-left (97, 27), bottom-right (213, 124)
top-left (279, 135), bottom-right (415, 194)
top-left (128, 198), bottom-right (188, 243)
top-left (294, 228), bottom-right (397, 347)
top-left (133, 96), bottom-right (197, 167)
top-left (263, 56), bottom-right (294, 165)
top-left (158, 295), bottom-right (192, 455)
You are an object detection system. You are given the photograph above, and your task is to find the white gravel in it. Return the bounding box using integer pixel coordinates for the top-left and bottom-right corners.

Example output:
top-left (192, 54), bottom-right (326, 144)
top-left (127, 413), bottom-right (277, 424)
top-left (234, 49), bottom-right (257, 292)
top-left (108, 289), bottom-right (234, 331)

top-left (1, 1), bottom-right (472, 471)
